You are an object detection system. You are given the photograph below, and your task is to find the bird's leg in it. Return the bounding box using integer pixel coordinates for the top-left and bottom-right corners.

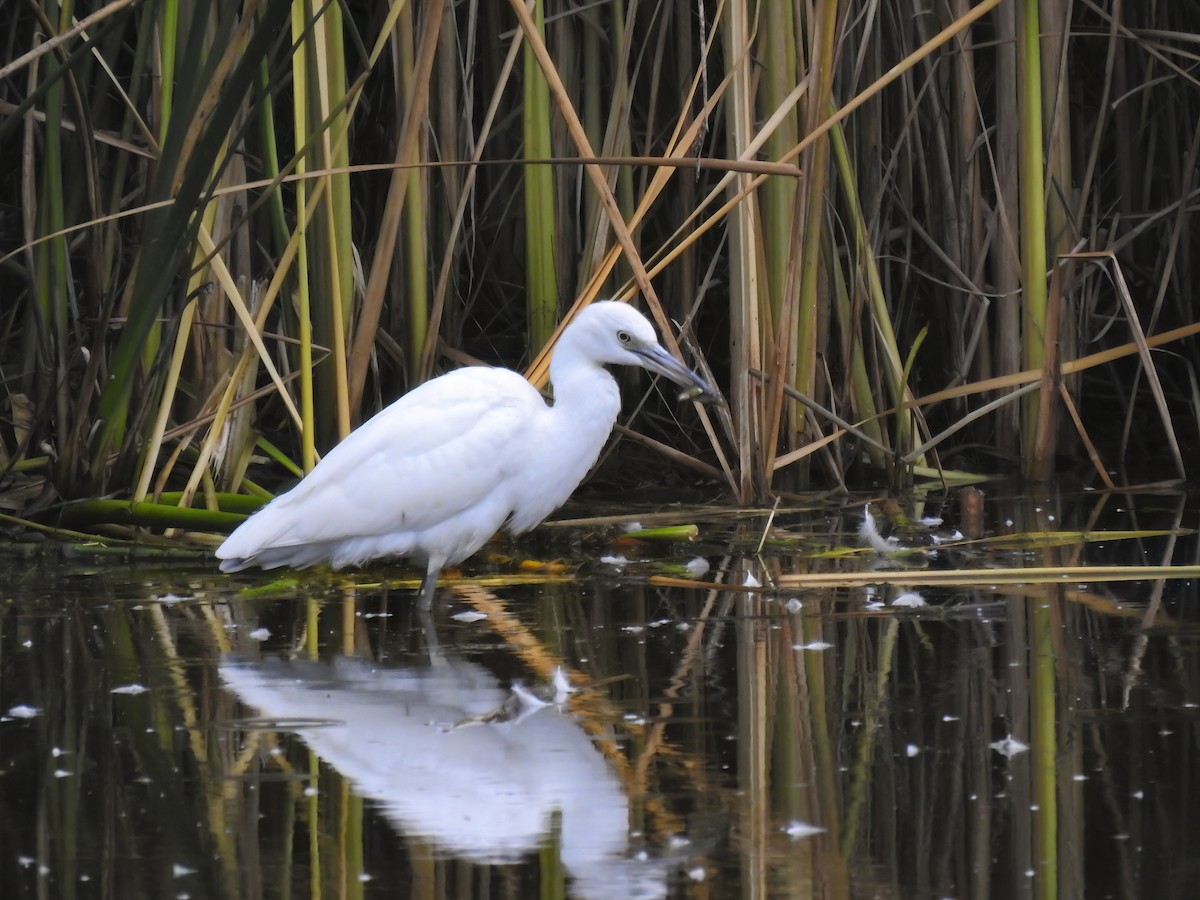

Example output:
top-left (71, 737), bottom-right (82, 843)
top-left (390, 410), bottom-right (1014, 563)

top-left (416, 566), bottom-right (443, 662)
top-left (416, 602), bottom-right (443, 663)
top-left (416, 567), bottom-right (440, 612)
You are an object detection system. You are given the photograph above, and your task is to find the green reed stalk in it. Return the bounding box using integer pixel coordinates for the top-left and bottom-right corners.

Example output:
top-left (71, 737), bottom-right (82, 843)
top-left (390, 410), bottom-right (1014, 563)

top-left (826, 115), bottom-right (888, 466)
top-left (610, 0), bottom-right (634, 245)
top-left (290, 0), bottom-right (316, 471)
top-left (159, 0), bottom-right (178, 125)
top-left (1017, 0), bottom-right (1050, 476)
top-left (255, 55), bottom-right (290, 257)
top-left (827, 232), bottom-right (887, 468)
top-left (722, 0), bottom-right (763, 501)
top-left (580, 2), bottom-right (602, 282)
top-left (324, 6), bottom-right (354, 323)
top-left (1039, 0), bottom-right (1078, 423)
top-left (61, 498), bottom-right (244, 531)
top-left (301, 1), bottom-right (352, 444)
top-left (791, 2), bottom-right (839, 483)
top-left (757, 0), bottom-right (801, 476)
top-left (759, 0), bottom-right (798, 331)
top-left (133, 298), bottom-right (196, 503)
top-left (398, 3), bottom-right (430, 386)
top-left (1040, 0), bottom-right (1072, 264)
top-left (32, 41), bottom-right (69, 456)
top-left (992, 2), bottom-right (1023, 454)
top-left (524, 0), bottom-right (559, 350)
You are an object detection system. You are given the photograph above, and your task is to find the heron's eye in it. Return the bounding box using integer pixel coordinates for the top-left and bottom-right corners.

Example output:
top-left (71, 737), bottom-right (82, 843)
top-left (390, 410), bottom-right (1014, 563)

top-left (617, 330), bottom-right (632, 344)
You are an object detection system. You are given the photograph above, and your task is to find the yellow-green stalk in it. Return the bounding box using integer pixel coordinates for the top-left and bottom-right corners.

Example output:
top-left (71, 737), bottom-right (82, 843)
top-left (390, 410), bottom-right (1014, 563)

top-left (524, 0), bottom-right (559, 350)
top-left (290, 0), bottom-right (316, 472)
top-left (1017, 0), bottom-right (1050, 475)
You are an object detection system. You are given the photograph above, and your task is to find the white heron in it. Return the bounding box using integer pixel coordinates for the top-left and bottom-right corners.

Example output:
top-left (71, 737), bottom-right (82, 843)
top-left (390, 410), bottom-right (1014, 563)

top-left (216, 301), bottom-right (715, 605)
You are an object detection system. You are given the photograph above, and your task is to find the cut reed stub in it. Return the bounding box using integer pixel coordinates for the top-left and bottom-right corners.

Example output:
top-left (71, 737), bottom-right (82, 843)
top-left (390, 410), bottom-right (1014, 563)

top-left (959, 486), bottom-right (985, 539)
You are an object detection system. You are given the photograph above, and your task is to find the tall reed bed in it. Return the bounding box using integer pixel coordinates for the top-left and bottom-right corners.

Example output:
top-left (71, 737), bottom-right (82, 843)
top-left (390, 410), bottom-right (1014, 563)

top-left (1, 2), bottom-right (1198, 529)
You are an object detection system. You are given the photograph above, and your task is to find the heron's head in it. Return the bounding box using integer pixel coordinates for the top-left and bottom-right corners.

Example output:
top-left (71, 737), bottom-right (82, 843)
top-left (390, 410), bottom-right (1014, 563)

top-left (562, 301), bottom-right (717, 402)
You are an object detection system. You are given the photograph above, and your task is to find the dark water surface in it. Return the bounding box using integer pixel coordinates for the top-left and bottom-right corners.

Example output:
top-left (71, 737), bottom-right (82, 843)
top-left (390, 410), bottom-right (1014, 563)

top-left (2, 489), bottom-right (1198, 899)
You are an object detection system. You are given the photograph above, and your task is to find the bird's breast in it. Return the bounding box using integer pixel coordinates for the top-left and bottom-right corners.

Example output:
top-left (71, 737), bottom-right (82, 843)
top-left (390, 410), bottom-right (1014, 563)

top-left (505, 388), bottom-right (620, 533)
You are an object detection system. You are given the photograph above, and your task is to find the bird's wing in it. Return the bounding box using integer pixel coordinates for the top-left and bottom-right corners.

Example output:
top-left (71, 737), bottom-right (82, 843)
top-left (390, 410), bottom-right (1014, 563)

top-left (223, 367), bottom-right (541, 555)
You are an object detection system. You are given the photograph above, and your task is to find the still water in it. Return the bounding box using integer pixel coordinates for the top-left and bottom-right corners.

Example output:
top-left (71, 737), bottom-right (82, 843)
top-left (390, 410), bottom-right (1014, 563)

top-left (1, 489), bottom-right (1198, 899)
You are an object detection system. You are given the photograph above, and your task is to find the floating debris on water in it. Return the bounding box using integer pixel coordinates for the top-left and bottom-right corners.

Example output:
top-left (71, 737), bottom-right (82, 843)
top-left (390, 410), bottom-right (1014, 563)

top-left (930, 530), bottom-right (964, 544)
top-left (793, 641), bottom-right (833, 651)
top-left (990, 735), bottom-right (1030, 758)
top-left (783, 820), bottom-right (826, 839)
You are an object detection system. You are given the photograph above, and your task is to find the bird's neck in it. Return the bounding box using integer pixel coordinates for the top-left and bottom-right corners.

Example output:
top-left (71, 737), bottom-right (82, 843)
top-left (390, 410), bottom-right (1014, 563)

top-left (547, 353), bottom-right (622, 435)
top-left (502, 354), bottom-right (622, 535)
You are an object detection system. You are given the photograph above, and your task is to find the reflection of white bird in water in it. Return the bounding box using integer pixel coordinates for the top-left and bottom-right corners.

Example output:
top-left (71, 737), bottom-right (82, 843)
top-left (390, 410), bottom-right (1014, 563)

top-left (217, 302), bottom-right (714, 605)
top-left (221, 657), bottom-right (669, 900)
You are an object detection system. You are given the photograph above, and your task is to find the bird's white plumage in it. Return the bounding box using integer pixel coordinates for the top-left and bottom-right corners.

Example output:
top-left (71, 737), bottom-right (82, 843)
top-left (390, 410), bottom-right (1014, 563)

top-left (217, 301), bottom-right (712, 591)
top-left (218, 367), bottom-right (537, 569)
